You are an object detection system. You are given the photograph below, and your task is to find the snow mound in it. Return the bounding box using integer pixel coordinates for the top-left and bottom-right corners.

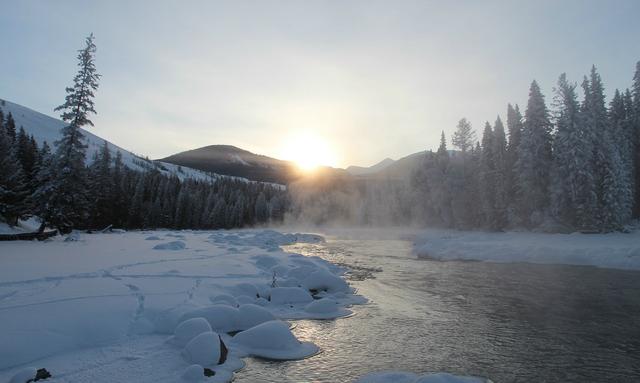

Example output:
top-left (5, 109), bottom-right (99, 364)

top-left (303, 298), bottom-right (351, 319)
top-left (302, 268), bottom-right (350, 293)
top-left (209, 294), bottom-right (239, 307)
top-left (9, 367), bottom-right (37, 383)
top-left (174, 318), bottom-right (213, 347)
top-left (183, 331), bottom-right (221, 366)
top-left (356, 372), bottom-right (486, 383)
top-left (182, 364), bottom-right (204, 381)
top-left (230, 320), bottom-right (319, 360)
top-left (181, 305), bottom-right (240, 333)
top-left (145, 235), bottom-right (161, 241)
top-left (237, 304), bottom-right (276, 330)
top-left (153, 241), bottom-right (186, 250)
top-left (270, 287), bottom-right (313, 305)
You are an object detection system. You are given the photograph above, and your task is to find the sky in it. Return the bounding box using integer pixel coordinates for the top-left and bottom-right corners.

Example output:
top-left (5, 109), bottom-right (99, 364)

top-left (1, 0), bottom-right (639, 168)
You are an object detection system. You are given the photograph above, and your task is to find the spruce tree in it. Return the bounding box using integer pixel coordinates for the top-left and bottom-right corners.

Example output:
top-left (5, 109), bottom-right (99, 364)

top-left (452, 118), bottom-right (475, 153)
top-left (516, 80), bottom-right (553, 227)
top-left (505, 104), bottom-right (524, 225)
top-left (46, 34), bottom-right (100, 231)
top-left (632, 61), bottom-right (640, 218)
top-left (0, 124), bottom-right (28, 225)
top-left (492, 116), bottom-right (508, 229)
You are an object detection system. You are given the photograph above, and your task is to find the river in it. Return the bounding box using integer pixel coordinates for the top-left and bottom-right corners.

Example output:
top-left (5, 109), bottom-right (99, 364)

top-left (234, 235), bottom-right (640, 382)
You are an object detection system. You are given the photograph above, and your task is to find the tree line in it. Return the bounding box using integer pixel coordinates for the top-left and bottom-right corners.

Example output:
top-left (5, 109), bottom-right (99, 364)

top-left (416, 63), bottom-right (640, 232)
top-left (0, 34), bottom-right (288, 233)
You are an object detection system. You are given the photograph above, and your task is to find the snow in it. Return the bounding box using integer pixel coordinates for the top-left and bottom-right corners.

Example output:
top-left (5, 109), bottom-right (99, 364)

top-left (181, 364), bottom-right (205, 381)
top-left (355, 372), bottom-right (486, 383)
top-left (229, 320), bottom-right (319, 360)
top-left (183, 331), bottom-right (221, 366)
top-left (0, 229), bottom-right (364, 382)
top-left (9, 368), bottom-right (37, 383)
top-left (414, 228), bottom-right (640, 270)
top-left (174, 318), bottom-right (212, 347)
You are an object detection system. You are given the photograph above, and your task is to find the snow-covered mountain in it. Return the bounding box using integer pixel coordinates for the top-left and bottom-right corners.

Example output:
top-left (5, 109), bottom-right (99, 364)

top-left (0, 99), bottom-right (220, 181)
top-left (346, 158), bottom-right (395, 175)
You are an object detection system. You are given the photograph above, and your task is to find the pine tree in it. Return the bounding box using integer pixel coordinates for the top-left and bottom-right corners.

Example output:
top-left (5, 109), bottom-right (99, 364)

top-left (505, 104), bottom-right (524, 226)
top-left (46, 34), bottom-right (101, 231)
top-left (4, 113), bottom-right (16, 142)
top-left (492, 116), bottom-right (508, 229)
top-left (609, 90), bottom-right (634, 224)
top-left (0, 124), bottom-right (28, 225)
top-left (516, 80), bottom-right (553, 227)
top-left (452, 118), bottom-right (475, 153)
top-left (480, 122), bottom-right (496, 228)
top-left (632, 61), bottom-right (640, 218)
top-left (88, 141), bottom-right (113, 228)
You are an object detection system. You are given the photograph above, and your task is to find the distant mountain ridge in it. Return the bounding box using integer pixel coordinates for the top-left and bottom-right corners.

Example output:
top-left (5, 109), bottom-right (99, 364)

top-left (160, 145), bottom-right (302, 184)
top-left (346, 158), bottom-right (395, 175)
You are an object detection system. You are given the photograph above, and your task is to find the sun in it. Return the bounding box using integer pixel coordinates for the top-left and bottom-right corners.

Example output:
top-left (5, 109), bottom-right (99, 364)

top-left (279, 132), bottom-right (338, 172)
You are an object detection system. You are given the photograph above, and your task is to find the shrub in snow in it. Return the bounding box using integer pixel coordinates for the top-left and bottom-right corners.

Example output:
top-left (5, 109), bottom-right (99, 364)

top-left (181, 364), bottom-right (204, 381)
top-left (209, 294), bottom-right (239, 307)
top-left (230, 320), bottom-right (319, 360)
top-left (270, 287), bottom-right (313, 305)
top-left (302, 268), bottom-right (349, 294)
top-left (305, 298), bottom-right (339, 314)
top-left (153, 240), bottom-right (186, 250)
top-left (183, 331), bottom-right (221, 366)
top-left (180, 305), bottom-right (240, 333)
top-left (237, 304), bottom-right (276, 330)
top-left (174, 317), bottom-right (212, 347)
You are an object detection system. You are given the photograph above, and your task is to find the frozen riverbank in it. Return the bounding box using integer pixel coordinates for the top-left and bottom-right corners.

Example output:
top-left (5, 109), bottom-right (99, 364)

top-left (0, 229), bottom-right (365, 382)
top-left (414, 228), bottom-right (640, 270)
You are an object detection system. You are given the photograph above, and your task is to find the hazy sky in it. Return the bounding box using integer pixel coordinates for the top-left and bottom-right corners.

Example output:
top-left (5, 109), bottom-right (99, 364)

top-left (1, 0), bottom-right (639, 168)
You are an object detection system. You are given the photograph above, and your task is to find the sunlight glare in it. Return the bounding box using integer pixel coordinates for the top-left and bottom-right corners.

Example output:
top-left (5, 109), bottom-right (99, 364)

top-left (280, 132), bottom-right (338, 171)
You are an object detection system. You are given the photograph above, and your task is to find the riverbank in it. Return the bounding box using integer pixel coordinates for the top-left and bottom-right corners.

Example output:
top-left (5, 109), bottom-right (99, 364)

top-left (0, 229), bottom-right (365, 382)
top-left (414, 228), bottom-right (640, 270)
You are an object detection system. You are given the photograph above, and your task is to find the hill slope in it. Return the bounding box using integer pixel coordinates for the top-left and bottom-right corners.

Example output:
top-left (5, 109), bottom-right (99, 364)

top-left (0, 99), bottom-right (218, 181)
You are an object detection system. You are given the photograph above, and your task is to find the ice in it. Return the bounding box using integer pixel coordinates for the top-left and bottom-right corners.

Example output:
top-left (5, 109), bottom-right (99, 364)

top-left (230, 320), bottom-right (319, 360)
top-left (174, 318), bottom-right (213, 347)
top-left (269, 287), bottom-right (314, 304)
top-left (183, 332), bottom-right (222, 366)
top-left (153, 240), bottom-right (187, 250)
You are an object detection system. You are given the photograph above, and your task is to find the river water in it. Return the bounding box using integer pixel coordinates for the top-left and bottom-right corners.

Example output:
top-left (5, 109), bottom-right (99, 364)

top-left (234, 236), bottom-right (640, 382)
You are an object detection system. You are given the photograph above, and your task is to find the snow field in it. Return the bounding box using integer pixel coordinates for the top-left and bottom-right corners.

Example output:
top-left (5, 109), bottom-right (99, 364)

top-left (0, 229), bottom-right (364, 382)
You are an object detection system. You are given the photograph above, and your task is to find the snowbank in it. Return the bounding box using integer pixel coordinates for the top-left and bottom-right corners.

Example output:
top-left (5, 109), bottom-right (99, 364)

top-left (0, 229), bottom-right (364, 382)
top-left (414, 229), bottom-right (640, 270)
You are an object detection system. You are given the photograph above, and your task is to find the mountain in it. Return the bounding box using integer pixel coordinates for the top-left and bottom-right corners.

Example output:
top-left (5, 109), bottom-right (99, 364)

top-left (0, 99), bottom-right (218, 181)
top-left (346, 158), bottom-right (395, 175)
top-left (159, 145), bottom-right (304, 184)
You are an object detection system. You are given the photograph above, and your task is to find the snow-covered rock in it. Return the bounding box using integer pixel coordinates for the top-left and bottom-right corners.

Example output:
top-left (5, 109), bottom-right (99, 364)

top-left (230, 320), bottom-right (319, 360)
top-left (153, 240), bottom-right (186, 250)
top-left (237, 304), bottom-right (276, 330)
top-left (180, 305), bottom-right (240, 333)
top-left (302, 268), bottom-right (350, 293)
top-left (183, 332), bottom-right (221, 366)
top-left (181, 364), bottom-right (204, 381)
top-left (174, 318), bottom-right (213, 347)
top-left (270, 287), bottom-right (313, 305)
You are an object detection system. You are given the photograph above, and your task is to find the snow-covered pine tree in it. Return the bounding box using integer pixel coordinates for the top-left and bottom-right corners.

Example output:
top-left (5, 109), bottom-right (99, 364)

top-left (88, 141), bottom-right (113, 228)
top-left (46, 34), bottom-right (101, 231)
top-left (492, 116), bottom-right (508, 229)
top-left (480, 122), bottom-right (497, 229)
top-left (632, 61), bottom-right (640, 218)
top-left (0, 120), bottom-right (29, 225)
top-left (505, 104), bottom-right (524, 226)
top-left (4, 113), bottom-right (16, 142)
top-left (516, 80), bottom-right (553, 227)
top-left (550, 73), bottom-right (595, 229)
top-left (583, 66), bottom-right (623, 231)
top-left (609, 90), bottom-right (634, 224)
